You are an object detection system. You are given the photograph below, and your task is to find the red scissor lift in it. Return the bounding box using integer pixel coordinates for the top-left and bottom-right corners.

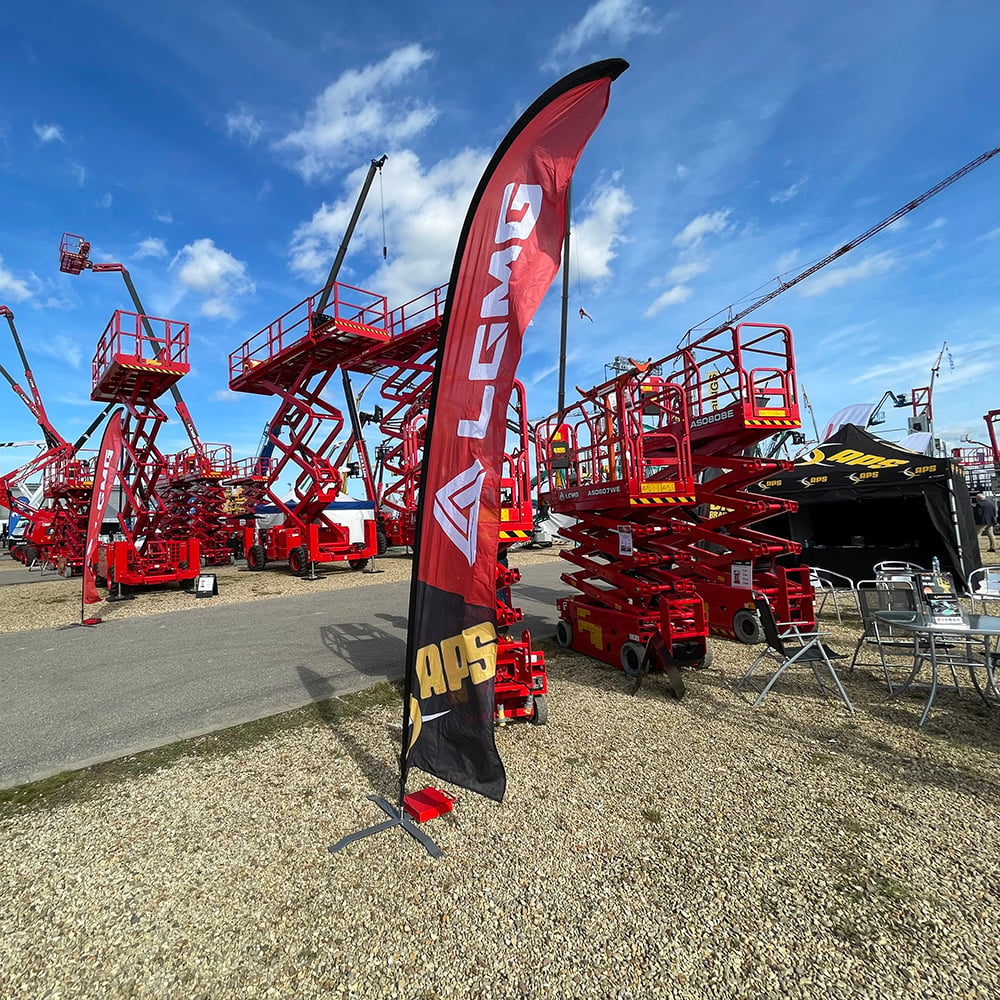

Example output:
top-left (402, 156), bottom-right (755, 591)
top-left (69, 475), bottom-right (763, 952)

top-left (41, 452), bottom-right (95, 574)
top-left (651, 322), bottom-right (814, 641)
top-left (222, 455), bottom-right (274, 558)
top-left (347, 286), bottom-right (548, 724)
top-left (92, 309), bottom-right (201, 590)
top-left (0, 304), bottom-right (110, 572)
top-left (160, 444), bottom-right (236, 566)
top-left (534, 370), bottom-right (709, 684)
top-left (227, 283), bottom-right (385, 575)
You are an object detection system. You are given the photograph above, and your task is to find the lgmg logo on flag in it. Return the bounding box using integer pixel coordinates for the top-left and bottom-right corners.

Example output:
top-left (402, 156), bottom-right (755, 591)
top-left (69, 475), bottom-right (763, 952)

top-left (433, 460), bottom-right (486, 566)
top-left (433, 181), bottom-right (542, 567)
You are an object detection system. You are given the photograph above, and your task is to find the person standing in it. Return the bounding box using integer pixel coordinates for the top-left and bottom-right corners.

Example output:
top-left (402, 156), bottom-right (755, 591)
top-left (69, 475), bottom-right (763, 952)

top-left (973, 492), bottom-right (997, 552)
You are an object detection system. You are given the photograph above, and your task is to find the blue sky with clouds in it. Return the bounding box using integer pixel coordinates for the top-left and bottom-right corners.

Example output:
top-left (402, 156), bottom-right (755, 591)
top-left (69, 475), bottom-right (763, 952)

top-left (2, 0), bottom-right (1000, 477)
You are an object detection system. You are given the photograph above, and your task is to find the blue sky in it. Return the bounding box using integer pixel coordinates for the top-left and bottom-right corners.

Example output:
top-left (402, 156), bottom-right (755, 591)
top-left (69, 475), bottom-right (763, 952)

top-left (2, 0), bottom-right (1000, 479)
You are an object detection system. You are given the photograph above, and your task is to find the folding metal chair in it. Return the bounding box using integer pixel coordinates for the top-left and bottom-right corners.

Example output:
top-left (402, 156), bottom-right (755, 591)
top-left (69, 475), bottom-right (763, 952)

top-left (873, 560), bottom-right (924, 581)
top-left (737, 597), bottom-right (854, 712)
top-left (851, 578), bottom-right (923, 692)
top-left (810, 567), bottom-right (858, 623)
top-left (968, 567), bottom-right (1000, 614)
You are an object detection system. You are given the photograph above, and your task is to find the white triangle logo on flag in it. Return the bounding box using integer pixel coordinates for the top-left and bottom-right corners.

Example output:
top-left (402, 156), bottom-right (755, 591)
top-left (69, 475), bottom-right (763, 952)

top-left (432, 459), bottom-right (486, 566)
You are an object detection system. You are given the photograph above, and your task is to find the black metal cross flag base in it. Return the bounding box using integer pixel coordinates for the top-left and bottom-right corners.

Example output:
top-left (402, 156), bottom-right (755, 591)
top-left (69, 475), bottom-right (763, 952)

top-left (328, 795), bottom-right (441, 859)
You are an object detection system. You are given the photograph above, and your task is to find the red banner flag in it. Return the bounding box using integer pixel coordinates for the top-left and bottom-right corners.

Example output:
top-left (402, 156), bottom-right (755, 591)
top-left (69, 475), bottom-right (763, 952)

top-left (401, 59), bottom-right (627, 802)
top-left (82, 409), bottom-right (123, 606)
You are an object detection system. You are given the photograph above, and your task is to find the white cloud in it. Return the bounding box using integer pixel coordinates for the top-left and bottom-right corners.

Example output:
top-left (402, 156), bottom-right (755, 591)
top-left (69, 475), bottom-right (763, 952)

top-left (800, 250), bottom-right (900, 297)
top-left (69, 161), bottom-right (86, 186)
top-left (289, 147), bottom-right (488, 307)
top-left (275, 45), bottom-right (436, 180)
top-left (226, 105), bottom-right (264, 144)
top-left (0, 256), bottom-right (32, 301)
top-left (673, 209), bottom-right (732, 249)
top-left (770, 177), bottom-right (807, 204)
top-left (573, 183), bottom-right (634, 283)
top-left (980, 226), bottom-right (1000, 241)
top-left (210, 388), bottom-right (243, 403)
top-left (33, 122), bottom-right (64, 144)
top-left (171, 239), bottom-right (255, 320)
top-left (135, 237), bottom-right (168, 259)
top-left (96, 192), bottom-right (113, 209)
top-left (926, 217), bottom-right (946, 230)
top-left (35, 334), bottom-right (82, 370)
top-left (668, 261), bottom-right (708, 283)
top-left (155, 211), bottom-right (174, 224)
top-left (644, 284), bottom-right (694, 318)
top-left (547, 0), bottom-right (663, 67)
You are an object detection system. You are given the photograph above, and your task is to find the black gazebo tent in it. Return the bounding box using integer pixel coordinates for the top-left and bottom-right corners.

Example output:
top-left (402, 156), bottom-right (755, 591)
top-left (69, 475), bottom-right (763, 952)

top-left (758, 424), bottom-right (981, 587)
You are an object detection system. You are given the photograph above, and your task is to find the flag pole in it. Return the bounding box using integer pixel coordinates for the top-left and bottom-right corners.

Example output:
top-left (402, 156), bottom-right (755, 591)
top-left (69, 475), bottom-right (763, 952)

top-left (557, 180), bottom-right (571, 421)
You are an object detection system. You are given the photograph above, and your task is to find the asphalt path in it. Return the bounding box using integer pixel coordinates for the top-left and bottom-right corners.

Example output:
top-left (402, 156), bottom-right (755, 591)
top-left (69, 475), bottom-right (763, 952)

top-left (0, 560), bottom-right (566, 788)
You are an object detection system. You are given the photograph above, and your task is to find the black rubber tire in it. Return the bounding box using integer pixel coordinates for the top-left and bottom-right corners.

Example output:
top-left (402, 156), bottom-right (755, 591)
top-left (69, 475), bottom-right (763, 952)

top-left (23, 544), bottom-right (38, 564)
top-left (288, 546), bottom-right (308, 577)
top-left (732, 609), bottom-right (763, 645)
top-left (555, 619), bottom-right (573, 649)
top-left (620, 641), bottom-right (646, 678)
top-left (247, 544), bottom-right (266, 571)
top-left (376, 528), bottom-right (389, 556)
top-left (531, 694), bottom-right (549, 726)
top-left (349, 558), bottom-right (369, 571)
top-left (693, 643), bottom-right (714, 670)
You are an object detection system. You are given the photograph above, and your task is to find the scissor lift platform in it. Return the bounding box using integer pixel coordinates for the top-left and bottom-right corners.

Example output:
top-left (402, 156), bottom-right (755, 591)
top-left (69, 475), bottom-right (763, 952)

top-left (229, 282), bottom-right (389, 394)
top-left (92, 310), bottom-right (189, 404)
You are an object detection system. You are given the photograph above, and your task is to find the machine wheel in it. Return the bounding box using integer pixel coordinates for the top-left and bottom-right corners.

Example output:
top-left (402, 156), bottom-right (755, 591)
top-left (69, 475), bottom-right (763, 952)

top-left (376, 527), bottom-right (389, 555)
top-left (23, 544), bottom-right (38, 565)
top-left (620, 641), bottom-right (647, 678)
top-left (530, 694), bottom-right (549, 726)
top-left (247, 544), bottom-right (266, 571)
top-left (555, 619), bottom-right (573, 649)
top-left (693, 644), bottom-right (714, 670)
top-left (349, 558), bottom-right (369, 571)
top-left (288, 546), bottom-right (308, 577)
top-left (732, 609), bottom-right (763, 645)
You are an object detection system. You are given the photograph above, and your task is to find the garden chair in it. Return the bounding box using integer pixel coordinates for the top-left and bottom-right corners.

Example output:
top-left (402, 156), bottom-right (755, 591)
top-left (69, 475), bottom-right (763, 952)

top-left (737, 596), bottom-right (854, 712)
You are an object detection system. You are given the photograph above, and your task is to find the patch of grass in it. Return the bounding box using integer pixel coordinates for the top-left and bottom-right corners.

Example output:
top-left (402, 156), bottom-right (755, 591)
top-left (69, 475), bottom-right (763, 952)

top-left (641, 806), bottom-right (663, 824)
top-left (872, 873), bottom-right (914, 903)
top-left (0, 681), bottom-right (401, 817)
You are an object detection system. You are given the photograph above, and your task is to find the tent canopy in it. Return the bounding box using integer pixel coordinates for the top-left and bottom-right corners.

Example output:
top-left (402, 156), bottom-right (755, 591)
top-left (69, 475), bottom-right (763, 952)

top-left (759, 424), bottom-right (981, 586)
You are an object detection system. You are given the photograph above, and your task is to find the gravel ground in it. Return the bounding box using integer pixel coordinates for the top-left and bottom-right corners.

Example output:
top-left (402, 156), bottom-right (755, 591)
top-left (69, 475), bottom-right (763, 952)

top-left (1, 541), bottom-right (998, 998)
